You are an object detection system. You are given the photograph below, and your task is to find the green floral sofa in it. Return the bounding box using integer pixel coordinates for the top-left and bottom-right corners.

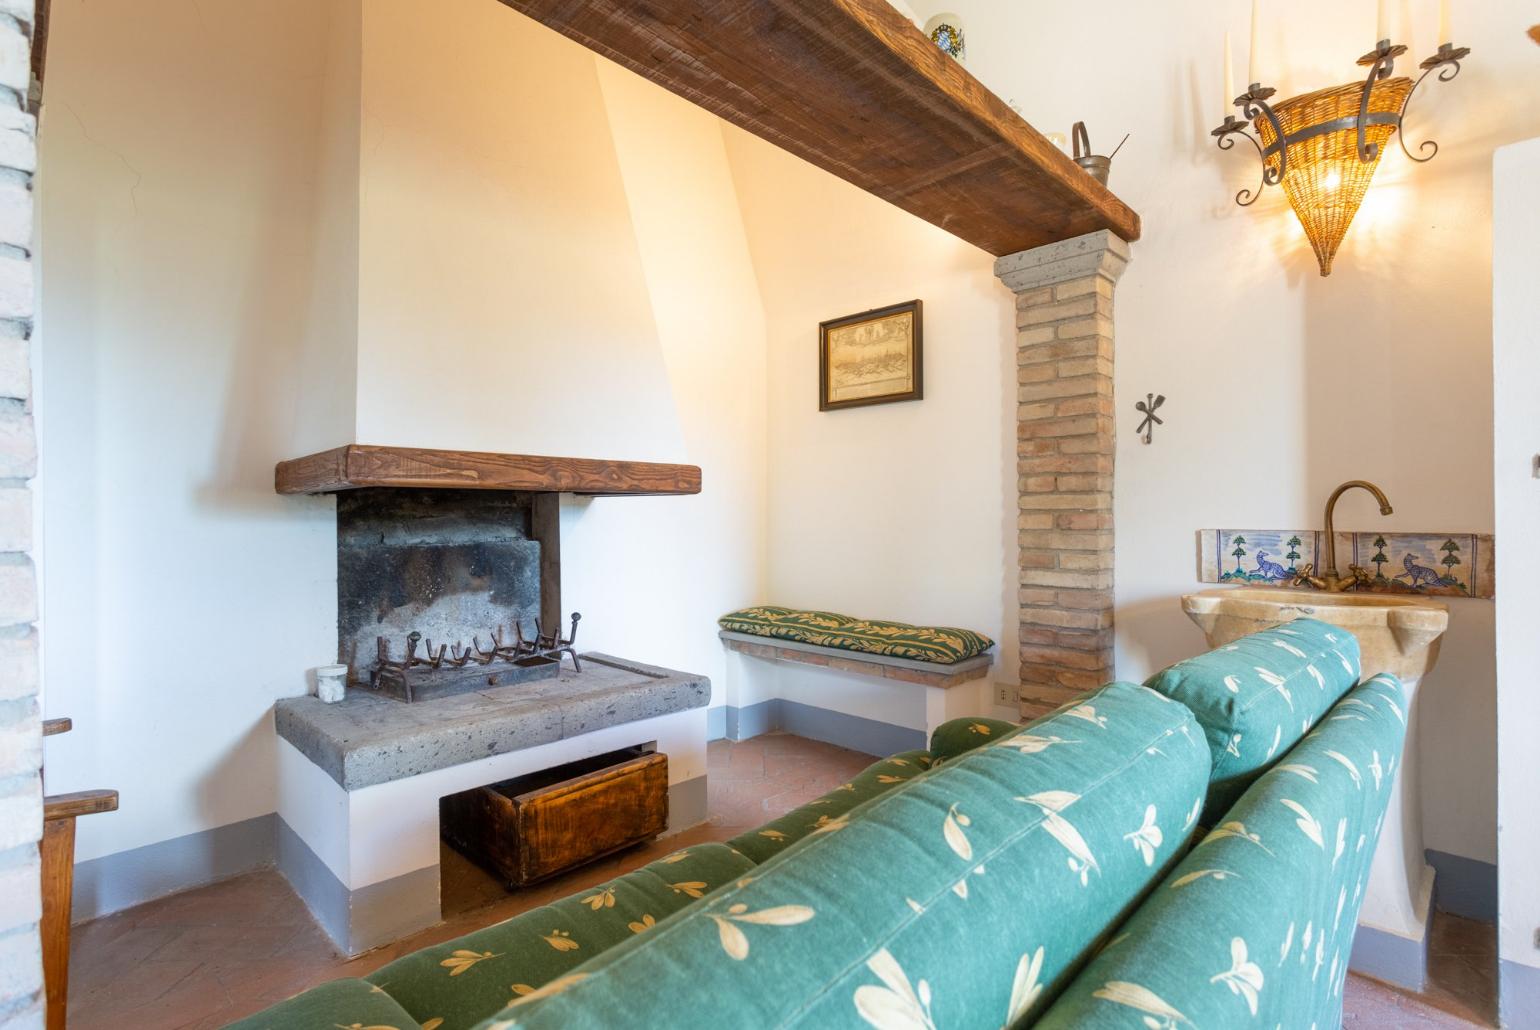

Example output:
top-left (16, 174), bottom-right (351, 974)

top-left (232, 618), bottom-right (1405, 1029)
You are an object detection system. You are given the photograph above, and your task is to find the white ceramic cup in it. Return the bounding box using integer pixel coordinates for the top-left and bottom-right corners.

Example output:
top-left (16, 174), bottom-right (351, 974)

top-left (316, 664), bottom-right (349, 704)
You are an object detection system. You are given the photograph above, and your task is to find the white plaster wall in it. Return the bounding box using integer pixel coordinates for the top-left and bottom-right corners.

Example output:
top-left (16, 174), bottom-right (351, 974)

top-left (354, 3), bottom-right (768, 707)
top-left (584, 61), bottom-right (768, 705)
top-left (36, 0), bottom-right (345, 861)
top-left (35, 0), bottom-right (770, 868)
top-left (721, 125), bottom-right (1017, 718)
top-left (354, 1), bottom-right (683, 463)
top-left (1493, 136), bottom-right (1540, 976)
top-left (293, 0), bottom-right (361, 458)
top-left (909, 0), bottom-right (1540, 866)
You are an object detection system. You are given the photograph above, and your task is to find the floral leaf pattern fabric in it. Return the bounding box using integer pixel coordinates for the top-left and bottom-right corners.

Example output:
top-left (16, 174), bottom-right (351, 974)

top-left (1034, 675), bottom-right (1407, 1030)
top-left (358, 843), bottom-right (754, 1030)
top-left (718, 606), bottom-right (994, 664)
top-left (853, 949), bottom-right (937, 1029)
top-left (928, 717), bottom-right (1019, 761)
top-left (1144, 617), bottom-right (1361, 821)
top-left (493, 682), bottom-right (1209, 1029)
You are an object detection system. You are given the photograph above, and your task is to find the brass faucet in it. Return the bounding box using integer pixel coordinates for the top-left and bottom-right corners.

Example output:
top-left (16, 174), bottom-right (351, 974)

top-left (1290, 479), bottom-right (1393, 592)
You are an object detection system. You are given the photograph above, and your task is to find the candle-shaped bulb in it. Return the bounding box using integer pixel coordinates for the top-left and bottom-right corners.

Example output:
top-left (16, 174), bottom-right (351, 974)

top-left (1248, 0), bottom-right (1260, 84)
top-left (1438, 0), bottom-right (1451, 44)
top-left (1376, 0), bottom-right (1389, 42)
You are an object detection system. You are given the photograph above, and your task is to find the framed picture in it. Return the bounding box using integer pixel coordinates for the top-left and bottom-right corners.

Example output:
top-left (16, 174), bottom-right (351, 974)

top-left (818, 300), bottom-right (923, 411)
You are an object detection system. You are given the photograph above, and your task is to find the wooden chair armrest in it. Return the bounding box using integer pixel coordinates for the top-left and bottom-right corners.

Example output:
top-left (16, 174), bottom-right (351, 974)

top-left (44, 790), bottom-right (118, 821)
top-left (43, 718), bottom-right (72, 736)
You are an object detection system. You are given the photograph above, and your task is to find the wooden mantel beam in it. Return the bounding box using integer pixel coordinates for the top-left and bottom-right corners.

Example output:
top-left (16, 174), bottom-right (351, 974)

top-left (497, 0), bottom-right (1140, 255)
top-left (275, 445), bottom-right (701, 497)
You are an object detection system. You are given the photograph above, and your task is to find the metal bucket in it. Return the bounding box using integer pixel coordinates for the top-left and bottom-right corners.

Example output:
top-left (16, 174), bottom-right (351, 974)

top-left (1072, 122), bottom-right (1110, 186)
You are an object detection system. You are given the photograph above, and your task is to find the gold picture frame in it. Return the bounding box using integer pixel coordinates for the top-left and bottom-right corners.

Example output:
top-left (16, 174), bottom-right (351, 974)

top-left (818, 300), bottom-right (923, 411)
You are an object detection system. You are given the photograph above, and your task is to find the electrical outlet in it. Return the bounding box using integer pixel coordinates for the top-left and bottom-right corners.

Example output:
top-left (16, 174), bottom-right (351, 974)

top-left (996, 683), bottom-right (1018, 706)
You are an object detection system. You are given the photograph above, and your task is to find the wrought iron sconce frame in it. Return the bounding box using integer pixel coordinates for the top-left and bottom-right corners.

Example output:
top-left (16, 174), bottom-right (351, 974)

top-left (1209, 37), bottom-right (1470, 208)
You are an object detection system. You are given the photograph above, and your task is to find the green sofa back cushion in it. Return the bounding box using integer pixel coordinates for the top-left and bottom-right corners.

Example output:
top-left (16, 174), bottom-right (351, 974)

top-left (718, 605), bottom-right (995, 664)
top-left (365, 843), bottom-right (753, 1030)
top-left (1034, 674), bottom-right (1408, 1030)
top-left (487, 682), bottom-right (1210, 1030)
top-left (1144, 617), bottom-right (1360, 820)
top-left (929, 716), bottom-right (1021, 762)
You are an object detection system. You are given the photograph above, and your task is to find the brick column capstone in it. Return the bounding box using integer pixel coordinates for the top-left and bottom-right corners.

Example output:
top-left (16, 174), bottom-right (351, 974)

top-left (0, 0), bottom-right (40, 1024)
top-left (994, 230), bottom-right (1129, 718)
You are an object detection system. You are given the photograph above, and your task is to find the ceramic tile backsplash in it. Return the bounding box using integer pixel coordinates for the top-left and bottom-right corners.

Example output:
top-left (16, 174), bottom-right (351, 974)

top-left (1197, 530), bottom-right (1494, 599)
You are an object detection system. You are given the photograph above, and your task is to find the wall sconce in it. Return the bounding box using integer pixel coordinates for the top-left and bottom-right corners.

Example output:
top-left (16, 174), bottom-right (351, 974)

top-left (1212, 5), bottom-right (1469, 276)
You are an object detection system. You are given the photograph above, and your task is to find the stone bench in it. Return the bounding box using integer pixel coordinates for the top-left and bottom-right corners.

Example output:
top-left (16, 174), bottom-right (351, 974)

top-left (717, 631), bottom-right (999, 754)
top-left (718, 631), bottom-right (993, 688)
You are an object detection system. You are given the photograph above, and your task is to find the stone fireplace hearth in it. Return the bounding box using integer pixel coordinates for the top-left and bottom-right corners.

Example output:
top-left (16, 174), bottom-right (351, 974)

top-left (274, 654), bottom-right (709, 955)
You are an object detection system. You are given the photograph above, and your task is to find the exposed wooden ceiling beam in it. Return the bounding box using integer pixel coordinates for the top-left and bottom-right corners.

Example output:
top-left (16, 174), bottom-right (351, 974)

top-left (496, 0), bottom-right (1140, 255)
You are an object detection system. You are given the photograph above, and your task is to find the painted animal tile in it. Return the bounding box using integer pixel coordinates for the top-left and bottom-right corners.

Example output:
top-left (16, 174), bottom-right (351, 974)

top-left (1197, 530), bottom-right (1494, 599)
top-left (1342, 532), bottom-right (1493, 599)
top-left (1199, 530), bottom-right (1319, 585)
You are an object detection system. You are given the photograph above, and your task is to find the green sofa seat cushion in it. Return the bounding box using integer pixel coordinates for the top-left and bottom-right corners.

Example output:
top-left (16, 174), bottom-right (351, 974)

top-left (225, 976), bottom-right (423, 1030)
top-left (718, 605), bottom-right (994, 664)
top-left (1144, 617), bottom-right (1361, 821)
top-left (929, 716), bottom-right (1020, 762)
top-left (726, 749), bottom-right (935, 864)
top-left (1035, 674), bottom-right (1408, 1030)
top-left (488, 682), bottom-right (1210, 1030)
top-left (363, 842), bottom-right (753, 1030)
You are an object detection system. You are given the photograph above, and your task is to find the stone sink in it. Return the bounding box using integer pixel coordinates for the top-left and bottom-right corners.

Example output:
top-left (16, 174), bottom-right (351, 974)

top-left (1182, 587), bottom-right (1448, 686)
top-left (1181, 586), bottom-right (1450, 985)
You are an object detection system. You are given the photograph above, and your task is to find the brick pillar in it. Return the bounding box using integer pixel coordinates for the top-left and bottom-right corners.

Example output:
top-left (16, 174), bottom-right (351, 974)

top-left (0, 0), bottom-right (40, 1025)
top-left (994, 230), bottom-right (1129, 718)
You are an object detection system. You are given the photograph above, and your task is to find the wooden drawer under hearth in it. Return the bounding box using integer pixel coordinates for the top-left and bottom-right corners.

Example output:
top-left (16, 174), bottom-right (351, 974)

top-left (440, 746), bottom-right (668, 888)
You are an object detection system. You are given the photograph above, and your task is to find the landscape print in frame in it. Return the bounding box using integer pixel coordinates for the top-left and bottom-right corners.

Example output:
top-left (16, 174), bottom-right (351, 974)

top-left (819, 299), bottom-right (923, 411)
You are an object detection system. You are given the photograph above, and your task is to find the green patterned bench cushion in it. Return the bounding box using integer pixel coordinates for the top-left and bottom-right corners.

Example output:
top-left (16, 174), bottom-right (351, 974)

top-left (1035, 673), bottom-right (1407, 1030)
top-left (484, 682), bottom-right (1210, 1030)
top-left (225, 977), bottom-right (423, 1030)
top-left (362, 843), bottom-right (753, 1030)
top-left (929, 716), bottom-right (1020, 762)
top-left (718, 606), bottom-right (994, 665)
top-left (727, 749), bottom-right (935, 864)
top-left (1145, 617), bottom-right (1361, 821)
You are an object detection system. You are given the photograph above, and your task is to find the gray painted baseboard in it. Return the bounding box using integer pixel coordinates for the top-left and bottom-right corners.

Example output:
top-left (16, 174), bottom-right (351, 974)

top-left (726, 699), bottom-right (779, 742)
top-left (277, 816), bottom-right (440, 957)
top-left (1350, 922), bottom-right (1428, 993)
top-left (1502, 958), bottom-right (1540, 1028)
top-left (72, 813), bottom-right (276, 923)
top-left (1426, 848), bottom-right (1497, 923)
top-left (714, 699), bottom-right (925, 756)
top-left (668, 773), bottom-right (708, 832)
top-left (707, 705), bottom-right (726, 741)
top-left (779, 700), bottom-right (926, 755)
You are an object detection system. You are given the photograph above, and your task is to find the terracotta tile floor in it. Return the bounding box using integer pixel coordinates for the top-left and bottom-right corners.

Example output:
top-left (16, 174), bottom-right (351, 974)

top-left (68, 733), bottom-right (1496, 1028)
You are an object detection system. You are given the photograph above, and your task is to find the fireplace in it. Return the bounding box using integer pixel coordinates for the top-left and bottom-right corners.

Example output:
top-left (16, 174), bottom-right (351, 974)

top-left (270, 444), bottom-right (713, 955)
top-left (336, 488), bottom-right (573, 701)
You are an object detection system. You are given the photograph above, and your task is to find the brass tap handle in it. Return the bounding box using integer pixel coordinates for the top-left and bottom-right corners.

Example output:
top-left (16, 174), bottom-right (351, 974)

top-left (1291, 563), bottom-right (1326, 590)
top-left (1344, 564), bottom-right (1374, 590)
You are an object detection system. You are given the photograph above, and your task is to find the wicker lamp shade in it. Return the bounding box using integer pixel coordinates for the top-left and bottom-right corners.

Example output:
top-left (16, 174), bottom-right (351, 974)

top-left (1256, 77), bottom-right (1413, 276)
